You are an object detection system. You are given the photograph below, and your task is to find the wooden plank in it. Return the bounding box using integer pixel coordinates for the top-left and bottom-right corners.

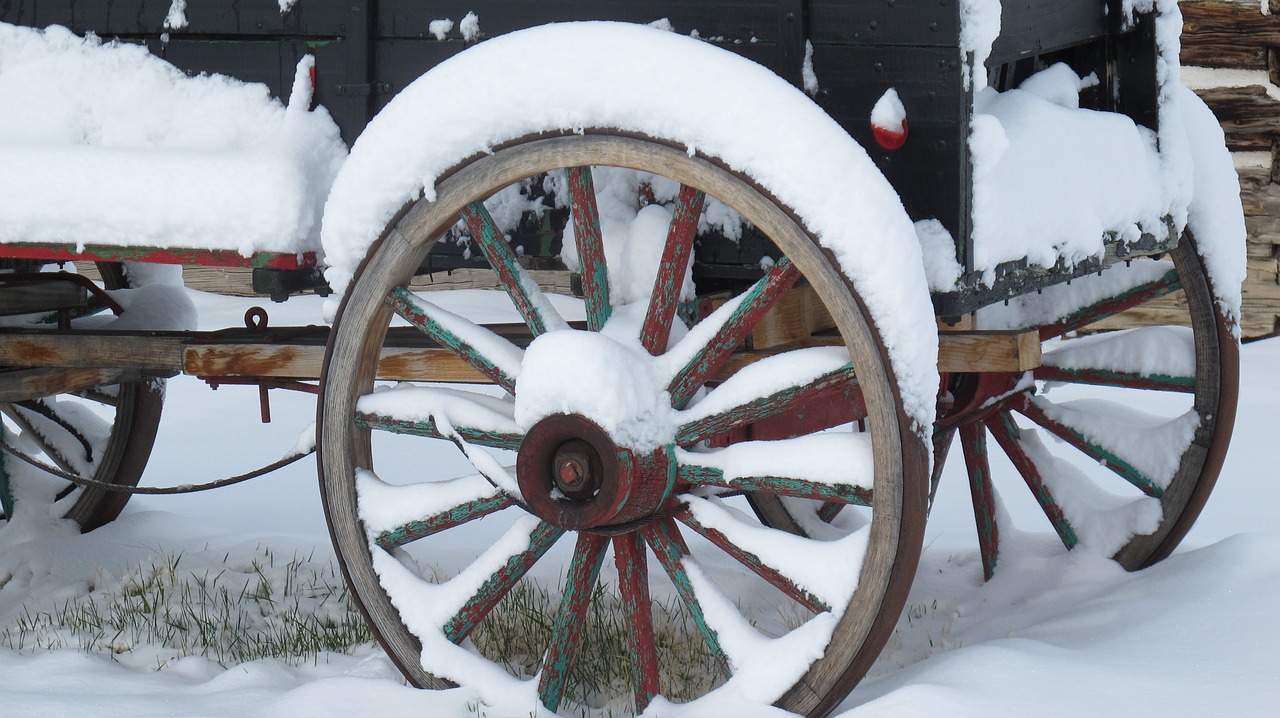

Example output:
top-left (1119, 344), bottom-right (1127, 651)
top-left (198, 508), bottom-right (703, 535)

top-left (1182, 0), bottom-right (1280, 70)
top-left (0, 281), bottom-right (88, 317)
top-left (746, 281), bottom-right (835, 350)
top-left (0, 367), bottom-right (140, 402)
top-left (937, 330), bottom-right (1041, 372)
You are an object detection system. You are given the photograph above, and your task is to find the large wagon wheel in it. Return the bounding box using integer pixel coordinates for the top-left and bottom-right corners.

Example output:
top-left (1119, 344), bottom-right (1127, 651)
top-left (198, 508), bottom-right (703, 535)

top-left (0, 262), bottom-right (164, 531)
top-left (939, 236), bottom-right (1236, 578)
top-left (319, 133), bottom-right (928, 716)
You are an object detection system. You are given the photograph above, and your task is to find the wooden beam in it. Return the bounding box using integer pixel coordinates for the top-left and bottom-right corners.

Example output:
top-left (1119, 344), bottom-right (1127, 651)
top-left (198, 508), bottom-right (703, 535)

top-left (0, 367), bottom-right (141, 402)
top-left (938, 330), bottom-right (1041, 372)
top-left (0, 281), bottom-right (88, 318)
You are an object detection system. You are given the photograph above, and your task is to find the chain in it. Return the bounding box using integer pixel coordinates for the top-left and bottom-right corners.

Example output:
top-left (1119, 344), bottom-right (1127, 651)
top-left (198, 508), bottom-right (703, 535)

top-left (0, 443), bottom-right (314, 495)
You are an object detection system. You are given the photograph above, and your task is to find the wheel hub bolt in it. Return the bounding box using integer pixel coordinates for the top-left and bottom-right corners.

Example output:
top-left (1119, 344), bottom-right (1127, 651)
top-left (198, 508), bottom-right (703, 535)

top-left (552, 440), bottom-right (600, 501)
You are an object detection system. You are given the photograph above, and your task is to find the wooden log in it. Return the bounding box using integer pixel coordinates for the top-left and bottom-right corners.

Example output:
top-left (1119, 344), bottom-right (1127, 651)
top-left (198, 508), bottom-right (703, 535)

top-left (1196, 86), bottom-right (1280, 153)
top-left (0, 281), bottom-right (88, 317)
top-left (937, 330), bottom-right (1041, 372)
top-left (1182, 1), bottom-right (1280, 70)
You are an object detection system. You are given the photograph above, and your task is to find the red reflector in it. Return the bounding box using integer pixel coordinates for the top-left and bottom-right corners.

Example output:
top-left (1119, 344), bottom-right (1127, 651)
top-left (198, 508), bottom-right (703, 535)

top-left (872, 120), bottom-right (908, 150)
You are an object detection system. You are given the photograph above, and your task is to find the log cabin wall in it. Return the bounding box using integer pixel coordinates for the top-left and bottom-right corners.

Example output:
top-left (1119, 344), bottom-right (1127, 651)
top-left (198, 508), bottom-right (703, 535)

top-left (1183, 0), bottom-right (1280, 339)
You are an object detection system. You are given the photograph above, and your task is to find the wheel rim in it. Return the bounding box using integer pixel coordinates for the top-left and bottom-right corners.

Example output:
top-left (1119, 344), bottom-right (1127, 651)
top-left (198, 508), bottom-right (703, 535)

top-left (319, 133), bottom-right (927, 716)
top-left (939, 236), bottom-right (1236, 578)
top-left (0, 262), bottom-right (164, 532)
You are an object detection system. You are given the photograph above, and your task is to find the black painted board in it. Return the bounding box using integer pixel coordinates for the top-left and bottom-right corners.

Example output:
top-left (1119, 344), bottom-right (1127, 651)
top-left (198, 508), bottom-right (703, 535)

top-left (809, 42), bottom-right (970, 261)
top-left (809, 0), bottom-right (960, 48)
top-left (376, 0), bottom-right (786, 43)
top-left (6, 0), bottom-right (345, 37)
top-left (988, 0), bottom-right (1109, 67)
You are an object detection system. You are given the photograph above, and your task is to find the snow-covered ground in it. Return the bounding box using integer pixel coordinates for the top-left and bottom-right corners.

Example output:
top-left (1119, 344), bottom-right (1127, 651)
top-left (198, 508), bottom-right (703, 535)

top-left (0, 287), bottom-right (1275, 717)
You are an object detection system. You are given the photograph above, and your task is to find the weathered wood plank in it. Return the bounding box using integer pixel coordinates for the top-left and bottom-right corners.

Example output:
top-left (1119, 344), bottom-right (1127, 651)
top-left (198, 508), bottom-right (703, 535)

top-left (0, 367), bottom-right (141, 402)
top-left (937, 330), bottom-right (1041, 373)
top-left (1182, 1), bottom-right (1280, 70)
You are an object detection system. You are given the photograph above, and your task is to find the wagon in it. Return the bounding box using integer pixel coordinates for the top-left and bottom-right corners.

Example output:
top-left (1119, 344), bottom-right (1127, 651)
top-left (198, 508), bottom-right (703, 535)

top-left (0, 1), bottom-right (1243, 716)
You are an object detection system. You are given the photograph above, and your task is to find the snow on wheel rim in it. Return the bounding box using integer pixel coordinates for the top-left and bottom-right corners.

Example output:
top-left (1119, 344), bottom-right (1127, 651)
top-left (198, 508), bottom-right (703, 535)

top-left (318, 132), bottom-right (929, 716)
top-left (320, 20), bottom-right (938, 437)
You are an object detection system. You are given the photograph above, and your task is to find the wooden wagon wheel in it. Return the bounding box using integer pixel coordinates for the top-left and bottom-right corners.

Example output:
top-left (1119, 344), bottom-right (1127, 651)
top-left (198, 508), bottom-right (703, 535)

top-left (938, 236), bottom-right (1237, 578)
top-left (318, 133), bottom-right (928, 716)
top-left (0, 262), bottom-right (164, 531)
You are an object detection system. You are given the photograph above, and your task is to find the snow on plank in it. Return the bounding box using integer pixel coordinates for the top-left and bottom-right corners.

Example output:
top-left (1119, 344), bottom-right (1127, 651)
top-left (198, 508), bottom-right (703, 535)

top-left (1037, 325), bottom-right (1196, 392)
top-left (355, 384), bottom-right (522, 450)
top-left (356, 469), bottom-right (512, 549)
top-left (676, 346), bottom-right (855, 445)
top-left (676, 432), bottom-right (874, 506)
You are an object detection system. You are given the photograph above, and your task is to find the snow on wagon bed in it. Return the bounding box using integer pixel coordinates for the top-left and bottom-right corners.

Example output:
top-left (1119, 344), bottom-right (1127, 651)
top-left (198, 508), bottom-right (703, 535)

top-left (0, 22), bottom-right (346, 258)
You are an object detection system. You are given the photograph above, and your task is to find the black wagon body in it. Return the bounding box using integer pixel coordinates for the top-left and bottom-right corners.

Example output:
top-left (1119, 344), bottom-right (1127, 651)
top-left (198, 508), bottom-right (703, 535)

top-left (0, 0), bottom-right (1163, 315)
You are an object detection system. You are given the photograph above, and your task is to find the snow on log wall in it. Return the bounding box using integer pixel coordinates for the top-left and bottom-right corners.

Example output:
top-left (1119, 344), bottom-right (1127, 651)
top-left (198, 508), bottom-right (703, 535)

top-left (1180, 0), bottom-right (1280, 338)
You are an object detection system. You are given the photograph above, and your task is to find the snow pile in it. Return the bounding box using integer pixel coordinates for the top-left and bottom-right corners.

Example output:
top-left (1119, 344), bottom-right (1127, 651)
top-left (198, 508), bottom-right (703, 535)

top-left (0, 23), bottom-right (347, 258)
top-left (321, 21), bottom-right (938, 433)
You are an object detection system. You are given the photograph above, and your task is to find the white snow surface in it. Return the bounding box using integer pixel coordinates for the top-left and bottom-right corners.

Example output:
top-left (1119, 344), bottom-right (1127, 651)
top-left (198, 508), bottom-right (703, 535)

top-left (869, 88), bottom-right (906, 132)
top-left (320, 21), bottom-right (938, 435)
top-left (0, 289), bottom-right (1277, 717)
top-left (0, 23), bottom-right (347, 257)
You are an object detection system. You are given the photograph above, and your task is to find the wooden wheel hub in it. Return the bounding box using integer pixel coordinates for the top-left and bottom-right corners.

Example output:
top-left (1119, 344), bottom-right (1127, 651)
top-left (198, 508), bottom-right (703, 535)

top-left (517, 414), bottom-right (674, 530)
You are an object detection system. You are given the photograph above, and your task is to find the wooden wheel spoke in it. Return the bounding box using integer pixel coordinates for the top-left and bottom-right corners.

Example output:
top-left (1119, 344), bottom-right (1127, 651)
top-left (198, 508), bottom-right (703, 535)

top-left (538, 533), bottom-right (610, 712)
top-left (460, 200), bottom-right (568, 337)
top-left (676, 509), bottom-right (829, 613)
top-left (74, 387), bottom-right (120, 407)
top-left (612, 532), bottom-right (660, 712)
top-left (372, 492), bottom-right (514, 551)
top-left (1015, 398), bottom-right (1163, 498)
top-left (1038, 269), bottom-right (1181, 340)
top-left (985, 411), bottom-right (1079, 550)
top-left (565, 166), bottom-right (611, 331)
top-left (640, 518), bottom-right (730, 672)
top-left (668, 258), bottom-right (802, 408)
top-left (960, 424), bottom-right (1000, 581)
top-left (16, 398), bottom-right (95, 463)
top-left (641, 184), bottom-right (704, 355)
top-left (1033, 365), bottom-right (1194, 393)
top-left (676, 362), bottom-right (858, 446)
top-left (355, 411), bottom-right (522, 451)
top-left (1, 403), bottom-right (83, 476)
top-left (930, 428), bottom-right (956, 510)
top-left (678, 461), bottom-right (873, 507)
top-left (443, 521), bottom-right (565, 643)
top-left (387, 287), bottom-right (521, 393)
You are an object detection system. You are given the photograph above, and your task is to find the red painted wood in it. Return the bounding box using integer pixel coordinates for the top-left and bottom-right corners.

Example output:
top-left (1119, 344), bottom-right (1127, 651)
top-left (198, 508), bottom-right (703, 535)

top-left (641, 518), bottom-right (730, 672)
top-left (443, 521), bottom-right (565, 643)
top-left (0, 243), bottom-right (316, 270)
top-left (612, 532), bottom-right (660, 713)
top-left (985, 410), bottom-right (1079, 550)
top-left (1033, 365), bottom-right (1194, 393)
top-left (538, 532), bottom-right (609, 711)
top-left (1039, 269), bottom-right (1181, 340)
top-left (641, 184), bottom-right (704, 355)
top-left (930, 428), bottom-right (956, 509)
top-left (373, 493), bottom-right (513, 550)
top-left (960, 424), bottom-right (1000, 581)
top-left (565, 167), bottom-right (611, 331)
top-left (385, 286), bottom-right (518, 393)
top-left (677, 366), bottom-right (862, 446)
top-left (1014, 395), bottom-right (1162, 497)
top-left (669, 258), bottom-right (802, 408)
top-left (677, 509), bottom-right (829, 612)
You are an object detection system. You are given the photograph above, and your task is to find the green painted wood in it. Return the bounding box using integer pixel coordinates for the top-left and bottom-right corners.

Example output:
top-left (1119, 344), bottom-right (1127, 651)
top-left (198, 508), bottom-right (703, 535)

top-left (677, 509), bottom-right (830, 612)
top-left (1017, 398), bottom-right (1164, 498)
top-left (355, 410), bottom-right (522, 450)
top-left (538, 532), bottom-right (609, 711)
top-left (612, 532), bottom-right (660, 712)
top-left (386, 286), bottom-right (518, 393)
top-left (461, 201), bottom-right (559, 337)
top-left (676, 364), bottom-right (857, 446)
top-left (443, 521), bottom-right (565, 643)
top-left (1034, 365), bottom-right (1195, 393)
top-left (668, 257), bottom-right (801, 408)
top-left (641, 185), bottom-right (704, 355)
top-left (641, 518), bottom-right (730, 673)
top-left (564, 167), bottom-right (611, 332)
top-left (677, 463), bottom-right (872, 507)
top-left (1039, 269), bottom-right (1182, 340)
top-left (960, 424), bottom-right (999, 581)
top-left (986, 410), bottom-right (1079, 550)
top-left (374, 493), bottom-right (513, 550)
top-left (930, 427), bottom-right (955, 511)
top-left (0, 421), bottom-right (12, 519)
